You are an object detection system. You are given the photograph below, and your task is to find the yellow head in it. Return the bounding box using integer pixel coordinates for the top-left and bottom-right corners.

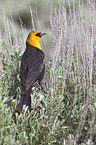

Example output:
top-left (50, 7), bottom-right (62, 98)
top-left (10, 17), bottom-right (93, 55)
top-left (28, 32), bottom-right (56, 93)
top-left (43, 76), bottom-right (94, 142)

top-left (26, 30), bottom-right (46, 50)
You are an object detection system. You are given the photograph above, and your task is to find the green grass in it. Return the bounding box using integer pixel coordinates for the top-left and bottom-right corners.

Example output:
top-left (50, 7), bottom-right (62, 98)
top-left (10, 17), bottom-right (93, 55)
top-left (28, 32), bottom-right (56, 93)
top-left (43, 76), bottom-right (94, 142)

top-left (0, 1), bottom-right (96, 145)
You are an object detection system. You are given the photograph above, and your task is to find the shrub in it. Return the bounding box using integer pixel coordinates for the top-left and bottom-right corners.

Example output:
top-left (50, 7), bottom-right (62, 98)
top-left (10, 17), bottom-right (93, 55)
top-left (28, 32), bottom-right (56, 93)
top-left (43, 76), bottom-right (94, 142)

top-left (0, 1), bottom-right (96, 144)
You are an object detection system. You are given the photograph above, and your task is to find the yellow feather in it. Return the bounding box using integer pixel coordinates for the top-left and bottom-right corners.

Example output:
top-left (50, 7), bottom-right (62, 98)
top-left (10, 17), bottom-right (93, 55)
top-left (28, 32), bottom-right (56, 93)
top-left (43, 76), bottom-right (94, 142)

top-left (26, 31), bottom-right (42, 50)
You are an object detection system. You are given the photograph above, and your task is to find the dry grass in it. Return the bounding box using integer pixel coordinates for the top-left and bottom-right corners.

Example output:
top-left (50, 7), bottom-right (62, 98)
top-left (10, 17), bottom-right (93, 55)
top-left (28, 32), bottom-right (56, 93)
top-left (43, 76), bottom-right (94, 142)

top-left (0, 0), bottom-right (96, 144)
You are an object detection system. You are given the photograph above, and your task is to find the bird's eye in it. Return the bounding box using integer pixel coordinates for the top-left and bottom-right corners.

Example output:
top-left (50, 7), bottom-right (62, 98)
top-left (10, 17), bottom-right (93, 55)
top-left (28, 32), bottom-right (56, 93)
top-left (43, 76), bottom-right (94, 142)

top-left (35, 33), bottom-right (41, 37)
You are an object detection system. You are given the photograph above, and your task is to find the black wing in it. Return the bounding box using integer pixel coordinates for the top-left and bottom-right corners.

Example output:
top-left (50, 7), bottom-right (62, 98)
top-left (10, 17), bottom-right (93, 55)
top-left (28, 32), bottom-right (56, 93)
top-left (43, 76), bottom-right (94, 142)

top-left (20, 44), bottom-right (45, 94)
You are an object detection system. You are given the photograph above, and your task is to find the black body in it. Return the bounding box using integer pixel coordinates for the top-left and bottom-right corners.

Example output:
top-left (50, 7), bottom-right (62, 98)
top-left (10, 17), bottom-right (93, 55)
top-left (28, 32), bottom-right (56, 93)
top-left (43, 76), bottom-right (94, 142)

top-left (17, 43), bottom-right (45, 112)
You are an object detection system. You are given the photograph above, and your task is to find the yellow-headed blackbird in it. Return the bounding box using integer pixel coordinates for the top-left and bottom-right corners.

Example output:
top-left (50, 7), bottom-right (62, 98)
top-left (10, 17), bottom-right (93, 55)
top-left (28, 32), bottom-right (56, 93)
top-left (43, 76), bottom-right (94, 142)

top-left (17, 30), bottom-right (46, 112)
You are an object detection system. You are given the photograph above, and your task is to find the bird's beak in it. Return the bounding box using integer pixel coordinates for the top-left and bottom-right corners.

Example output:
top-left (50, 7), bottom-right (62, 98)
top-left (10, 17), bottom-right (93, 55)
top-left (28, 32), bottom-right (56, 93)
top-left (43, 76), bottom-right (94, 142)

top-left (40, 32), bottom-right (46, 37)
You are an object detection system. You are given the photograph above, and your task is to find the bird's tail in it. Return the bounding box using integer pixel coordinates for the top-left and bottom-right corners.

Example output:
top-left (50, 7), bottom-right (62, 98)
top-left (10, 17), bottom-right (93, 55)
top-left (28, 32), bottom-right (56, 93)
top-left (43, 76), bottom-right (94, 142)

top-left (17, 88), bottom-right (31, 112)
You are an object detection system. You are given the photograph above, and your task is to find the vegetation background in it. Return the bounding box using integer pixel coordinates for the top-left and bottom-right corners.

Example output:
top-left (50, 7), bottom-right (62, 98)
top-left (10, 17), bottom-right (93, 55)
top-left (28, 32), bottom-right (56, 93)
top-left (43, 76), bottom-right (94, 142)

top-left (0, 0), bottom-right (96, 144)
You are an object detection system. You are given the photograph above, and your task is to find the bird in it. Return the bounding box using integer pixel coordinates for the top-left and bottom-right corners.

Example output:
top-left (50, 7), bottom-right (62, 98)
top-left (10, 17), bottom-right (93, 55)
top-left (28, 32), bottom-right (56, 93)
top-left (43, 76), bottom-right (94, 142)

top-left (17, 30), bottom-right (46, 112)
